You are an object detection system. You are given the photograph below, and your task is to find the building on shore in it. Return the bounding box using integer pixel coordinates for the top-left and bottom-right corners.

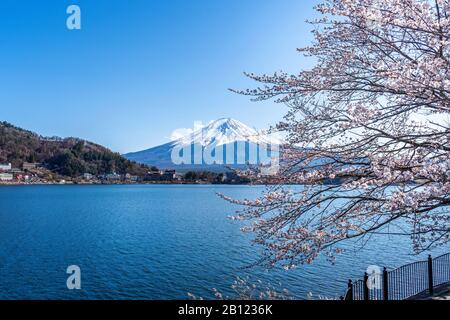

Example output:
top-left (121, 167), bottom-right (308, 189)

top-left (9, 169), bottom-right (27, 181)
top-left (161, 170), bottom-right (176, 181)
top-left (0, 173), bottom-right (13, 181)
top-left (144, 170), bottom-right (163, 181)
top-left (102, 173), bottom-right (122, 182)
top-left (0, 163), bottom-right (12, 172)
top-left (22, 162), bottom-right (40, 171)
top-left (144, 169), bottom-right (177, 182)
top-left (124, 173), bottom-right (139, 182)
top-left (82, 173), bottom-right (94, 180)
top-left (14, 173), bottom-right (30, 182)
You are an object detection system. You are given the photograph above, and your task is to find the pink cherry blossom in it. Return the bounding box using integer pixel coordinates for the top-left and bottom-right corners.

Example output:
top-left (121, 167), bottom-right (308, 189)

top-left (228, 0), bottom-right (450, 269)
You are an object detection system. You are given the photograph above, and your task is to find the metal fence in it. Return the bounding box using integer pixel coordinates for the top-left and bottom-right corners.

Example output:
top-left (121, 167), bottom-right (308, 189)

top-left (342, 253), bottom-right (450, 300)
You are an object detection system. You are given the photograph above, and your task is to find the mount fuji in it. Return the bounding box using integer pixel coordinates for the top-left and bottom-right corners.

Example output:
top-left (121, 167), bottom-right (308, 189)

top-left (123, 118), bottom-right (281, 172)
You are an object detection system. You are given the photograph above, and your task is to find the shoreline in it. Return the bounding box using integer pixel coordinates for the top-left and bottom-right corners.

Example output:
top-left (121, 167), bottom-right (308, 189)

top-left (0, 181), bottom-right (255, 187)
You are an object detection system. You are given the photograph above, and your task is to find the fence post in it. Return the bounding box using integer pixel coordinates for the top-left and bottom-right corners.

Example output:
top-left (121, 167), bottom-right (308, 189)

top-left (363, 272), bottom-right (369, 301)
top-left (346, 279), bottom-right (353, 300)
top-left (383, 267), bottom-right (389, 300)
top-left (428, 255), bottom-right (434, 296)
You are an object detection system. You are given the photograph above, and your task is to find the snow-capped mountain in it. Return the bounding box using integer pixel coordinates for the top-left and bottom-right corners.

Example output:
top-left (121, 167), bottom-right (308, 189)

top-left (177, 118), bottom-right (279, 146)
top-left (124, 118), bottom-right (280, 172)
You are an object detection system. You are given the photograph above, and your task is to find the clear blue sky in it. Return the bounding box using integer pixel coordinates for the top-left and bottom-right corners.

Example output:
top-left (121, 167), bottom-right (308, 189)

top-left (0, 0), bottom-right (319, 153)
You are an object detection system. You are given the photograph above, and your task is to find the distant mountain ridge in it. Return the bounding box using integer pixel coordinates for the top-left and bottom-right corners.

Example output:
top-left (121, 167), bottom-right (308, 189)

top-left (124, 118), bottom-right (281, 172)
top-left (0, 121), bottom-right (149, 177)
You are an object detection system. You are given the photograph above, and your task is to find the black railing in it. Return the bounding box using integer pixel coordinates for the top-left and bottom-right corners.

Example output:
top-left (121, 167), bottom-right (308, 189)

top-left (342, 253), bottom-right (450, 300)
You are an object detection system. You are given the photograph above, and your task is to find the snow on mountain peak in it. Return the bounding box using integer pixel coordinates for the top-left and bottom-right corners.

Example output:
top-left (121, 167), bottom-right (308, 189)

top-left (174, 118), bottom-right (280, 147)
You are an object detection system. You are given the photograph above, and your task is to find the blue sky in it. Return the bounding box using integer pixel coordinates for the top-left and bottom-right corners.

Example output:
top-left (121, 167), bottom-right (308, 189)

top-left (0, 0), bottom-right (319, 153)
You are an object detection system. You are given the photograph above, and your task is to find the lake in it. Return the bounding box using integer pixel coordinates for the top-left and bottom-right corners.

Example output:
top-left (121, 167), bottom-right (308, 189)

top-left (0, 185), bottom-right (445, 299)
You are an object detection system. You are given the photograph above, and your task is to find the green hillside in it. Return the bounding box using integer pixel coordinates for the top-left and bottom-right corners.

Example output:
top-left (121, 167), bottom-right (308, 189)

top-left (0, 121), bottom-right (149, 177)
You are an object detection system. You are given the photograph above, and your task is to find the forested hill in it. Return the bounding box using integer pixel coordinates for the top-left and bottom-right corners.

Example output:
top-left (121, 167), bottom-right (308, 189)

top-left (0, 121), bottom-right (149, 177)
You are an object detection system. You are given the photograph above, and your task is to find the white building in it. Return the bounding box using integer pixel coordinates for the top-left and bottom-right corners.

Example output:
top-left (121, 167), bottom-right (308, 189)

top-left (0, 163), bottom-right (11, 171)
top-left (83, 173), bottom-right (94, 180)
top-left (105, 173), bottom-right (121, 181)
top-left (0, 173), bottom-right (13, 181)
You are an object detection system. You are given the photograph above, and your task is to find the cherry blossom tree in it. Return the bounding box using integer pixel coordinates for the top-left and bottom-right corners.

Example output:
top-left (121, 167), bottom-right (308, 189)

top-left (188, 277), bottom-right (292, 300)
top-left (229, 0), bottom-right (449, 269)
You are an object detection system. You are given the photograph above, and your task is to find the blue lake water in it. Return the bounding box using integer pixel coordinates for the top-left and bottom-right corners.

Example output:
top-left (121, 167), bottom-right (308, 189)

top-left (0, 185), bottom-right (447, 300)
